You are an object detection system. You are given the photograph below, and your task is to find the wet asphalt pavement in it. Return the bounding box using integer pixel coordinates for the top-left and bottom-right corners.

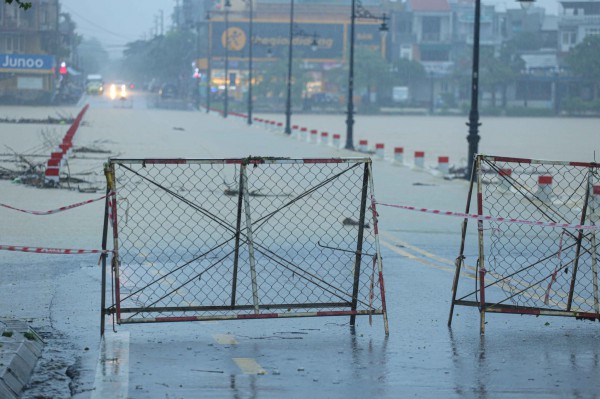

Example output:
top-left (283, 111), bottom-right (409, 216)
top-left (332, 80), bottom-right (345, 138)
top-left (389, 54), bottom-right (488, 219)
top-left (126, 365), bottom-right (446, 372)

top-left (1, 93), bottom-right (600, 398)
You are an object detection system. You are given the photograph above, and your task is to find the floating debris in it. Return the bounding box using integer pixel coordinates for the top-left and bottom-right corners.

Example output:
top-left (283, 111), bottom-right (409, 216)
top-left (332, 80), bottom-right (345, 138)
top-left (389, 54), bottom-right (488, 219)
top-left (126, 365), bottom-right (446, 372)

top-left (0, 115), bottom-right (75, 125)
top-left (342, 217), bottom-right (370, 228)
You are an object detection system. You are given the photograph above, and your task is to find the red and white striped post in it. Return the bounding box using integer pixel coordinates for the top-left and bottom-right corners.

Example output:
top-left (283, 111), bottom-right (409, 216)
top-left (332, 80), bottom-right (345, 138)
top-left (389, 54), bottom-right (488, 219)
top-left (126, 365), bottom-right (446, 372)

top-left (320, 131), bottom-right (329, 145)
top-left (45, 160), bottom-right (60, 184)
top-left (437, 156), bottom-right (449, 175)
top-left (537, 175), bottom-right (553, 202)
top-left (277, 122), bottom-right (283, 132)
top-left (498, 168), bottom-right (513, 191)
top-left (300, 127), bottom-right (307, 141)
top-left (291, 124), bottom-right (299, 139)
top-left (414, 151), bottom-right (425, 169)
top-left (51, 151), bottom-right (64, 168)
top-left (332, 134), bottom-right (341, 148)
top-left (375, 143), bottom-right (385, 159)
top-left (358, 139), bottom-right (368, 153)
top-left (394, 147), bottom-right (404, 164)
top-left (59, 144), bottom-right (72, 157)
top-left (310, 129), bottom-right (318, 144)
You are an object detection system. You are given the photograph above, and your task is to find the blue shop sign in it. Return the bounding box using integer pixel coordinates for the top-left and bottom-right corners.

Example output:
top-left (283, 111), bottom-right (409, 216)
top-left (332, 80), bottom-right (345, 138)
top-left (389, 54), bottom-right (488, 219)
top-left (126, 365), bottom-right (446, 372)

top-left (0, 53), bottom-right (55, 73)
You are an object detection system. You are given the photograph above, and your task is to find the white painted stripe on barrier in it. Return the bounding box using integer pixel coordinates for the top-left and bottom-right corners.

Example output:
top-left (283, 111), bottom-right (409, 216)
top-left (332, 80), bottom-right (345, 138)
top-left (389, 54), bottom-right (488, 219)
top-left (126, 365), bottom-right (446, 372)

top-left (375, 201), bottom-right (600, 230)
top-left (91, 331), bottom-right (130, 399)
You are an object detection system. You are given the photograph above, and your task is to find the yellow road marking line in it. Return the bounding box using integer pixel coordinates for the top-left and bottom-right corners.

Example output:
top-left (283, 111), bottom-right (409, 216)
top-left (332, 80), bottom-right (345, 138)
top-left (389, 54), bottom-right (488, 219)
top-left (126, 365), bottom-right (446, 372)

top-left (233, 358), bottom-right (266, 375)
top-left (213, 334), bottom-right (238, 345)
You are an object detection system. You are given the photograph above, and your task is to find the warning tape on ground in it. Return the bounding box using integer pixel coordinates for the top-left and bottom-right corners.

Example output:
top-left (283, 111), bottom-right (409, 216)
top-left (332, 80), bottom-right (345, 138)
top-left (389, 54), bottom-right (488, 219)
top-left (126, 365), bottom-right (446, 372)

top-left (375, 201), bottom-right (600, 231)
top-left (0, 245), bottom-right (112, 254)
top-left (0, 192), bottom-right (113, 216)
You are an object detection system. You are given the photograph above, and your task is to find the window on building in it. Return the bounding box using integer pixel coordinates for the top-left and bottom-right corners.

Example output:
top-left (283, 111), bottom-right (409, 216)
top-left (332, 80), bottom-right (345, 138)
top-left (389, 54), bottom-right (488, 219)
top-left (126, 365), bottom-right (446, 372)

top-left (420, 48), bottom-right (449, 61)
top-left (561, 31), bottom-right (577, 46)
top-left (422, 17), bottom-right (441, 42)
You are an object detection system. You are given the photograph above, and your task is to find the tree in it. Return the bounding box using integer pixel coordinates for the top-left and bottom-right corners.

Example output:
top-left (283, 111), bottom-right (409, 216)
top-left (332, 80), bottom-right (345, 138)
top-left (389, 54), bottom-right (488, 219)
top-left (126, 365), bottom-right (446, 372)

top-left (566, 35), bottom-right (600, 84)
top-left (4, 0), bottom-right (31, 10)
top-left (355, 46), bottom-right (389, 101)
top-left (480, 45), bottom-right (523, 108)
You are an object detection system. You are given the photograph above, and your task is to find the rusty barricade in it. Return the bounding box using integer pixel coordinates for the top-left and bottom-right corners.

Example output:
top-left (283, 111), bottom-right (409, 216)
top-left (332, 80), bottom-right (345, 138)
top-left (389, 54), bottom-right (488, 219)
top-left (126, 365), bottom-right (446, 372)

top-left (101, 157), bottom-right (388, 334)
top-left (449, 155), bottom-right (599, 333)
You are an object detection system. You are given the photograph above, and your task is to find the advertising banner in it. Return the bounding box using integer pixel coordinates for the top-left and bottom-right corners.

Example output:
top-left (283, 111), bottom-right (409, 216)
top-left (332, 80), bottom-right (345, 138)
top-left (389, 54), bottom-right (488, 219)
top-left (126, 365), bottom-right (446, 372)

top-left (210, 20), bottom-right (382, 62)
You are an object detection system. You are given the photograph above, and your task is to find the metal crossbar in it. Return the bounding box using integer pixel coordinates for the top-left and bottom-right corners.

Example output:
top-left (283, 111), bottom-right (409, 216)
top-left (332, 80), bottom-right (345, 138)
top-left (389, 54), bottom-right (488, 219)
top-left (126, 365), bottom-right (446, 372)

top-left (101, 158), bottom-right (388, 335)
top-left (449, 155), bottom-right (600, 333)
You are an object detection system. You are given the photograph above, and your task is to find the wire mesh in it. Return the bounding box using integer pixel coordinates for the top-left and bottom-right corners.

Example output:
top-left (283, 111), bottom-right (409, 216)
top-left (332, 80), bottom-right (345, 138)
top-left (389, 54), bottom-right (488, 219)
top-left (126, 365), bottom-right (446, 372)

top-left (457, 155), bottom-right (600, 317)
top-left (105, 158), bottom-right (386, 327)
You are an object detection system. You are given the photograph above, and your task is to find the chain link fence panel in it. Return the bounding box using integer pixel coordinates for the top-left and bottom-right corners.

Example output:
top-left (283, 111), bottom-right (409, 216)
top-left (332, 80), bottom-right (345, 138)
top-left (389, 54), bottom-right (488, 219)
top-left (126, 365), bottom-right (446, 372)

top-left (102, 158), bottom-right (388, 334)
top-left (450, 155), bottom-right (600, 332)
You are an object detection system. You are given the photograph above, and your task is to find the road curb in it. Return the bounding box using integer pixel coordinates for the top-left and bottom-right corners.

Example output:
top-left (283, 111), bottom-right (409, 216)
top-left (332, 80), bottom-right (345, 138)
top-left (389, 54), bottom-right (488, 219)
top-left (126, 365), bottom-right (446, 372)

top-left (0, 320), bottom-right (44, 399)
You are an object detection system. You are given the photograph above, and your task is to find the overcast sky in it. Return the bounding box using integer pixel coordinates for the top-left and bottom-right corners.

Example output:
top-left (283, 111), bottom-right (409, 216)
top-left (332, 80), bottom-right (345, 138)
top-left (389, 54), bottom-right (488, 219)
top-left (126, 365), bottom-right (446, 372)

top-left (60, 0), bottom-right (171, 58)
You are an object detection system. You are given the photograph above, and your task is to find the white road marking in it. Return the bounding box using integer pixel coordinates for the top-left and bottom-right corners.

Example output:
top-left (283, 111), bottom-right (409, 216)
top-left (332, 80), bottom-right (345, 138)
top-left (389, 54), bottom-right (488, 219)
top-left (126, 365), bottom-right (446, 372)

top-left (233, 358), bottom-right (267, 375)
top-left (213, 333), bottom-right (238, 345)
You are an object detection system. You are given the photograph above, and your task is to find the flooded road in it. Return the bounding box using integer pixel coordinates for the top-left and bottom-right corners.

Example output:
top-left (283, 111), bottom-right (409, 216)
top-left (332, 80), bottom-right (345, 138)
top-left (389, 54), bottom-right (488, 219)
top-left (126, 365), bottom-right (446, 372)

top-left (1, 94), bottom-right (600, 398)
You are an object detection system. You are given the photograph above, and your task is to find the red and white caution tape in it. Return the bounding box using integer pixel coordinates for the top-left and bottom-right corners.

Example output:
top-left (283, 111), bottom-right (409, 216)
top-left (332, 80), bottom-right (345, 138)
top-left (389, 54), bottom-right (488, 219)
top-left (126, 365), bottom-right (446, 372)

top-left (1, 192), bottom-right (113, 216)
top-left (0, 245), bottom-right (111, 254)
top-left (375, 201), bottom-right (600, 231)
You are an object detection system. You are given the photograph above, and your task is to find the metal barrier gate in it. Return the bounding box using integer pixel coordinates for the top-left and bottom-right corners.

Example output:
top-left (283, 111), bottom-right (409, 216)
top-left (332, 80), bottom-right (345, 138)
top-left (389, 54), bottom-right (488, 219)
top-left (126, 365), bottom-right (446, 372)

top-left (101, 158), bottom-right (388, 334)
top-left (449, 155), bottom-right (599, 333)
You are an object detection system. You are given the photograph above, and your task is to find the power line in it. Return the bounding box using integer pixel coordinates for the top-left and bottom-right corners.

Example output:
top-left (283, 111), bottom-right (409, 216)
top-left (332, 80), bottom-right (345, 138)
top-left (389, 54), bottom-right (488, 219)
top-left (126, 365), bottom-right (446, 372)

top-left (61, 4), bottom-right (137, 42)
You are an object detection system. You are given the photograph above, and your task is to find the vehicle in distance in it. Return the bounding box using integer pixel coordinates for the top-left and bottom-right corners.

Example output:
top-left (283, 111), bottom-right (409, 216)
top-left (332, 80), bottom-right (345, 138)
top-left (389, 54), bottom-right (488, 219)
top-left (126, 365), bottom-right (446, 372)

top-left (108, 81), bottom-right (128, 100)
top-left (159, 83), bottom-right (177, 99)
top-left (86, 74), bottom-right (103, 95)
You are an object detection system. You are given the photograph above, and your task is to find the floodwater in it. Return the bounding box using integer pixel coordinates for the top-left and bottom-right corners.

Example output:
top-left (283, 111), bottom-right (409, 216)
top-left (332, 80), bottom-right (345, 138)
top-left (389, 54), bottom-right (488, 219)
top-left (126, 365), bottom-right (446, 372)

top-left (1, 94), bottom-right (600, 398)
top-left (273, 113), bottom-right (600, 165)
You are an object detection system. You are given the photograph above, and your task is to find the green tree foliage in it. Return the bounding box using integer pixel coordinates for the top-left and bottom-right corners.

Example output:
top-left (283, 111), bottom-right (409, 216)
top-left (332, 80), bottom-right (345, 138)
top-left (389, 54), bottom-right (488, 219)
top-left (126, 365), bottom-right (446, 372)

top-left (354, 46), bottom-right (389, 97)
top-left (121, 31), bottom-right (196, 84)
top-left (4, 0), bottom-right (31, 10)
top-left (566, 34), bottom-right (600, 83)
top-left (390, 57), bottom-right (426, 86)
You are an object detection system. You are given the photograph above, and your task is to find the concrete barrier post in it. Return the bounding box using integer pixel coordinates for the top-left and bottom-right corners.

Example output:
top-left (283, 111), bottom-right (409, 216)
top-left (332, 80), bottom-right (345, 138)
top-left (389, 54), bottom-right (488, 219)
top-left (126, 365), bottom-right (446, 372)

top-left (438, 156), bottom-right (449, 175)
top-left (536, 175), bottom-right (553, 202)
top-left (375, 143), bottom-right (385, 159)
top-left (310, 129), bottom-right (318, 144)
top-left (320, 132), bottom-right (329, 145)
top-left (358, 140), bottom-right (368, 153)
top-left (414, 151), bottom-right (425, 169)
top-left (332, 134), bottom-right (341, 148)
top-left (300, 127), bottom-right (307, 141)
top-left (394, 147), bottom-right (404, 164)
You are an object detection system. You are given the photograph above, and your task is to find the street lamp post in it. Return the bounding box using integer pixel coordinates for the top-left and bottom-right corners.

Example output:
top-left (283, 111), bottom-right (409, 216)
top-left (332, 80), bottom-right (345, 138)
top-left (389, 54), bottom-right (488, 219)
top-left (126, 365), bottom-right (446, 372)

top-left (223, 0), bottom-right (231, 118)
top-left (345, 1), bottom-right (388, 150)
top-left (466, 0), bottom-right (534, 178)
top-left (284, 0), bottom-right (296, 135)
top-left (284, 0), bottom-right (318, 135)
top-left (465, 0), bottom-right (481, 177)
top-left (206, 11), bottom-right (212, 113)
top-left (247, 0), bottom-right (253, 125)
